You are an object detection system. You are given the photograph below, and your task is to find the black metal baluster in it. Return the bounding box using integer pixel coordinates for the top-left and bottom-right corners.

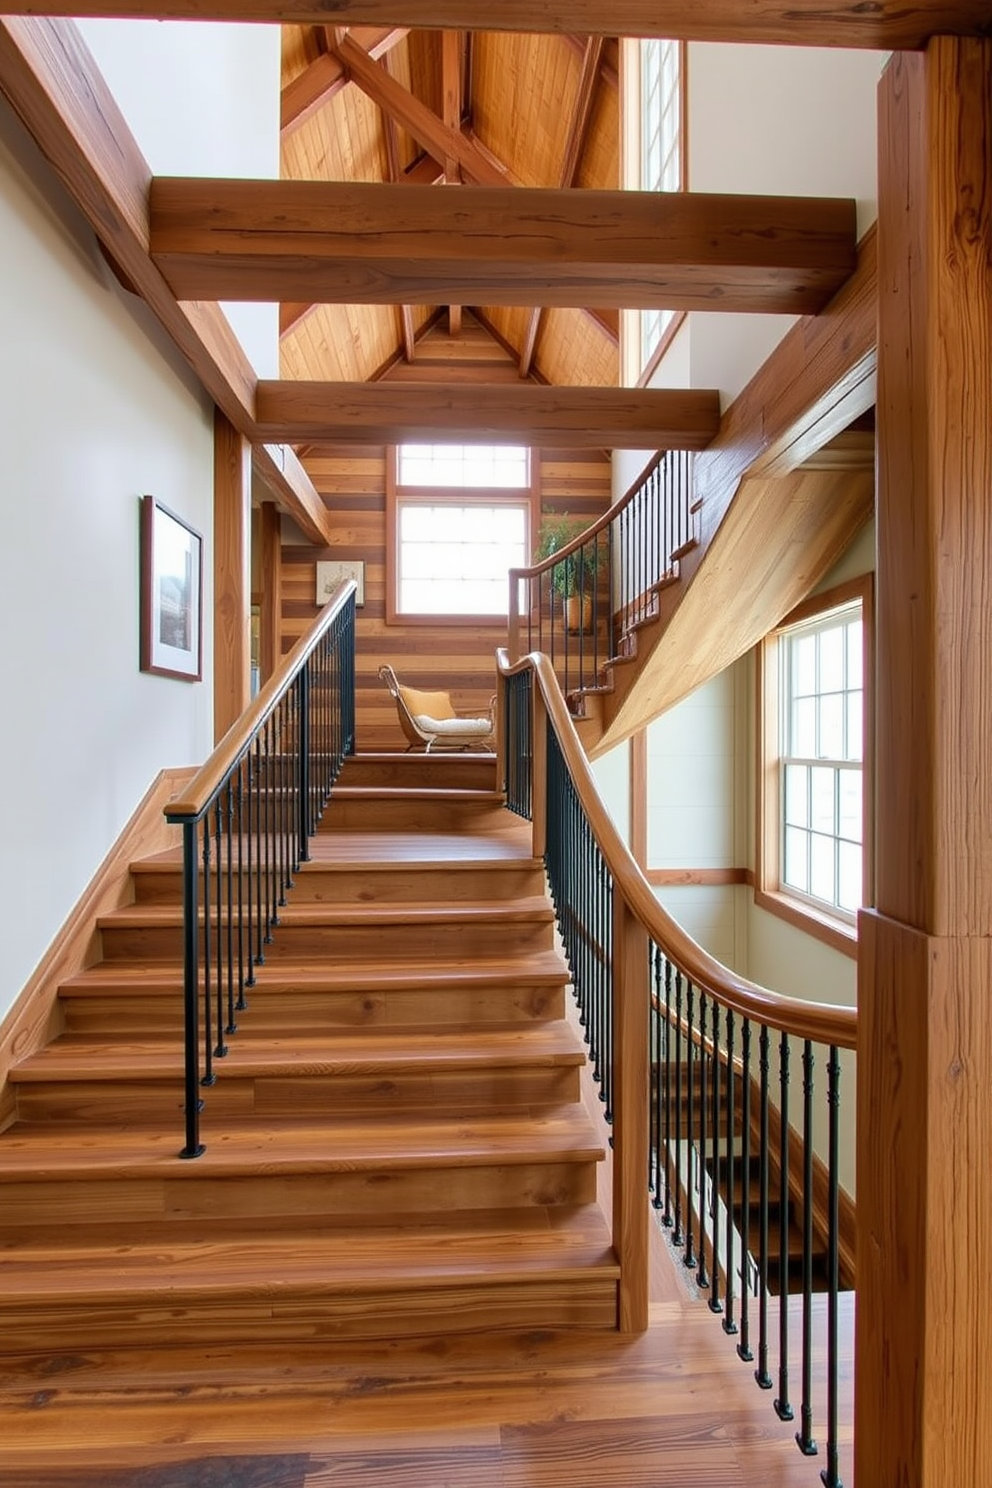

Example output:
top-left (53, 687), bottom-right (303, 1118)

top-left (709, 1000), bottom-right (722, 1314)
top-left (684, 980), bottom-right (697, 1273)
top-left (695, 987), bottom-right (709, 1288)
top-left (738, 1017), bottom-right (754, 1362)
top-left (201, 818), bottom-right (215, 1084)
top-left (822, 1047), bottom-right (843, 1488)
top-left (213, 798), bottom-right (229, 1049)
top-left (775, 1031), bottom-right (794, 1422)
top-left (797, 1039), bottom-right (817, 1455)
top-left (756, 1024), bottom-right (773, 1390)
top-left (651, 949), bottom-right (662, 1208)
top-left (724, 1009), bottom-right (738, 1335)
top-left (235, 760), bottom-right (248, 1010)
top-left (673, 969), bottom-right (684, 1245)
top-left (663, 957), bottom-right (673, 1228)
top-left (179, 819), bottom-right (203, 1159)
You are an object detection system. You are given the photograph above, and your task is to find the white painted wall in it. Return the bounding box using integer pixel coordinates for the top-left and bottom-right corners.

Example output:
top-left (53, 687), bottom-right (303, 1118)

top-left (78, 18), bottom-right (281, 379)
top-left (0, 99), bottom-right (215, 1014)
top-left (644, 44), bottom-right (885, 405)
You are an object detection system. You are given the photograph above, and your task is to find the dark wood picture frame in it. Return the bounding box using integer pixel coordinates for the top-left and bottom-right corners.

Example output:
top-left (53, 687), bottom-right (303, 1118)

top-left (140, 493), bottom-right (203, 682)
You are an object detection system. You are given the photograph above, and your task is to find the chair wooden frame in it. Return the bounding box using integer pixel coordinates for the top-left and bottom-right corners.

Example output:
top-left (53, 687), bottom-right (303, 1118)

top-left (378, 664), bottom-right (496, 752)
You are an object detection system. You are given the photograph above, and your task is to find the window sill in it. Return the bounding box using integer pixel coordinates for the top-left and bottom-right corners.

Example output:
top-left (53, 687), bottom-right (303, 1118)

top-left (753, 887), bottom-right (858, 960)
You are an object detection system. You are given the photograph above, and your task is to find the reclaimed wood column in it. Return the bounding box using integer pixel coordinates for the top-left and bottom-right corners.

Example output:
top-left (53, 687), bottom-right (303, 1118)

top-left (857, 39), bottom-right (992, 1487)
top-left (213, 407), bottom-right (252, 743)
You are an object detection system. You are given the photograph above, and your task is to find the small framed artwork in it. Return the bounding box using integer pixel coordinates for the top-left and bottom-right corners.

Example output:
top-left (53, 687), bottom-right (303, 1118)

top-left (317, 558), bottom-right (365, 607)
top-left (140, 494), bottom-right (203, 681)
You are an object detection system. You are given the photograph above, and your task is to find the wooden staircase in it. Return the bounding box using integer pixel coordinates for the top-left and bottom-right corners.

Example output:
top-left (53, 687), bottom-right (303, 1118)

top-left (0, 753), bottom-right (618, 1356)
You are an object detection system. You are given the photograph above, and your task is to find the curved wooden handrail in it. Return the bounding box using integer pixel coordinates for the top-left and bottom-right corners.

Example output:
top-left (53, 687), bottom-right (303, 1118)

top-left (498, 647), bottom-right (858, 1051)
top-left (512, 450), bottom-right (664, 590)
top-left (167, 580), bottom-right (357, 821)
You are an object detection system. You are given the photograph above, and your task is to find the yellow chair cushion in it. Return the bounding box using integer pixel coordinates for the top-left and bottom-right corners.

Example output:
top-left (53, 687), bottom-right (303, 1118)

top-left (397, 685), bottom-right (457, 721)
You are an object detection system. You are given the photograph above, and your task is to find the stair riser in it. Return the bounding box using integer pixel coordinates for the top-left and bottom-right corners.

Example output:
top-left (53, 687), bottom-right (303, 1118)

top-left (14, 1066), bottom-right (581, 1125)
top-left (132, 863), bottom-right (546, 907)
top-left (317, 799), bottom-right (509, 832)
top-left (60, 983), bottom-right (567, 1035)
top-left (99, 918), bottom-right (556, 962)
top-left (0, 1276), bottom-right (615, 1354)
top-left (1, 1160), bottom-right (599, 1228)
top-left (340, 757), bottom-right (497, 790)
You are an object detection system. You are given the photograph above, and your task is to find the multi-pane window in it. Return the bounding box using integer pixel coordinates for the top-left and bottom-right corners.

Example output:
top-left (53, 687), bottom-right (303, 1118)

top-left (392, 445), bottom-right (531, 619)
top-left (779, 602), bottom-right (864, 919)
top-left (638, 39), bottom-right (682, 370)
top-left (397, 502), bottom-right (528, 616)
top-left (397, 444), bottom-right (529, 490)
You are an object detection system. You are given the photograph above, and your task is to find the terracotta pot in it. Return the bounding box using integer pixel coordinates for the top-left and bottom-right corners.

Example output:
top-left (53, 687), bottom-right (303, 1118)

top-left (565, 593), bottom-right (593, 634)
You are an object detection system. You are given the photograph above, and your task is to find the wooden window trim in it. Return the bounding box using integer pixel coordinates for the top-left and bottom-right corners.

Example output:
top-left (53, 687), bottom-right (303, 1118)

top-left (755, 574), bottom-right (874, 960)
top-left (385, 445), bottom-right (539, 628)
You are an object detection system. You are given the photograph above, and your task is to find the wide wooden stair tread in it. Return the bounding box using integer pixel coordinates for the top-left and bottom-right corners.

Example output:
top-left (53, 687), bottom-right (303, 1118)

top-left (9, 1025), bottom-right (586, 1083)
top-left (0, 1107), bottom-right (604, 1178)
top-left (97, 896), bottom-right (554, 930)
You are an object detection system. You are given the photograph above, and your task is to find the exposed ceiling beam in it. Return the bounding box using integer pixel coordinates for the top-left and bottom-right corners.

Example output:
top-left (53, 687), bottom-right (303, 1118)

top-left (0, 16), bottom-right (334, 546)
top-left (380, 104), bottom-right (417, 362)
top-left (278, 150), bottom-right (444, 343)
top-left (441, 28), bottom-right (462, 334)
top-left (254, 381), bottom-right (721, 448)
top-left (280, 25), bottom-right (408, 137)
top-left (150, 178), bottom-right (857, 314)
top-left (586, 306), bottom-right (619, 342)
top-left (333, 31), bottom-right (507, 186)
top-left (562, 32), bottom-right (619, 89)
top-left (251, 444), bottom-right (336, 547)
top-left (520, 34), bottom-right (603, 378)
top-left (5, 1), bottom-right (987, 50)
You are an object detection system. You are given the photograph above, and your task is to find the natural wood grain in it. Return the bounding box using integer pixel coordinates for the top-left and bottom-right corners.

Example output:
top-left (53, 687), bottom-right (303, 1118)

top-left (334, 32), bottom-right (506, 186)
top-left (149, 178), bottom-right (856, 313)
top-left (252, 445), bottom-right (334, 548)
top-left (856, 40), bottom-right (992, 1488)
top-left (213, 410), bottom-right (252, 744)
top-left (280, 25), bottom-right (409, 136)
top-left (4, 0), bottom-right (987, 48)
top-left (257, 501), bottom-right (282, 686)
top-left (254, 382), bottom-right (720, 447)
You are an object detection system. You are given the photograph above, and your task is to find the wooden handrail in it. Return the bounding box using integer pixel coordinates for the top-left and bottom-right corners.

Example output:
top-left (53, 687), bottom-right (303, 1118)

top-left (167, 579), bottom-right (357, 820)
top-left (498, 647), bottom-right (858, 1051)
top-left (513, 450), bottom-right (665, 591)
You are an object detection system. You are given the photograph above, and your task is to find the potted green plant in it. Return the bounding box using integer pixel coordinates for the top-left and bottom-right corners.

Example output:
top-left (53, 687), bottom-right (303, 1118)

top-left (534, 513), bottom-right (601, 633)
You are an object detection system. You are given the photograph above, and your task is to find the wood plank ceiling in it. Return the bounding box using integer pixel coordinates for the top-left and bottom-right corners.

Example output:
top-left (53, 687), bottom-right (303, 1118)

top-left (277, 26), bottom-right (622, 388)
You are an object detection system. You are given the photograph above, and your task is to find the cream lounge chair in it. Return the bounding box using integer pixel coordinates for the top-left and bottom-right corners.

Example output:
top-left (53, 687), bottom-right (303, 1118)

top-left (378, 664), bottom-right (496, 752)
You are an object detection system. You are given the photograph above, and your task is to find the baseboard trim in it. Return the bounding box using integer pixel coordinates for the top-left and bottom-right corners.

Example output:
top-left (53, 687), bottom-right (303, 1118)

top-left (0, 766), bottom-right (195, 1131)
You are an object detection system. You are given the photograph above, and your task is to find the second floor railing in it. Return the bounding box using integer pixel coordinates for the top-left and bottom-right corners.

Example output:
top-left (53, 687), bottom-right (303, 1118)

top-left (165, 582), bottom-right (356, 1159)
top-left (508, 449), bottom-right (695, 705)
top-left (499, 647), bottom-right (856, 1488)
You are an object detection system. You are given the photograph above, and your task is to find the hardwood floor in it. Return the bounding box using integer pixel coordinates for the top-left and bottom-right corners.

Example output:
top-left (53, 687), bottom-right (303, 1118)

top-left (0, 1228), bottom-right (854, 1488)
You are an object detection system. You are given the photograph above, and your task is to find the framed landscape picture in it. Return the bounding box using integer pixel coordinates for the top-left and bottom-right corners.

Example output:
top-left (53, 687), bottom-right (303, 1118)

top-left (140, 494), bottom-right (203, 681)
top-left (316, 558), bottom-right (365, 607)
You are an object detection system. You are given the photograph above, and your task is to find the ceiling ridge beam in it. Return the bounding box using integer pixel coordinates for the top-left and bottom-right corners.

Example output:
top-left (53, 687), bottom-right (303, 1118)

top-left (1, 1), bottom-right (986, 50)
top-left (520, 33), bottom-right (604, 378)
top-left (254, 380), bottom-right (721, 448)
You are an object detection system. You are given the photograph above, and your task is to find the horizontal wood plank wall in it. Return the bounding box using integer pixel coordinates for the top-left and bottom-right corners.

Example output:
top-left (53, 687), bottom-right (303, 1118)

top-left (281, 444), bottom-right (611, 750)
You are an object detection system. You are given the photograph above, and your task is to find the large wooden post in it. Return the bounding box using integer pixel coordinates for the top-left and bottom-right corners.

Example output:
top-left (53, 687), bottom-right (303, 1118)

top-left (213, 407), bottom-right (252, 742)
top-left (857, 40), bottom-right (992, 1486)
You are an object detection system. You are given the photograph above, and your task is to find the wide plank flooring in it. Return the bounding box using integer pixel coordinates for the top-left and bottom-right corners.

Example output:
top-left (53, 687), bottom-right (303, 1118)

top-left (0, 1224), bottom-right (854, 1488)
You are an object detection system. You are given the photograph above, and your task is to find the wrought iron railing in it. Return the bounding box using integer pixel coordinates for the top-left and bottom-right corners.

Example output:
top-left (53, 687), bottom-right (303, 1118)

top-left (165, 582), bottom-right (356, 1158)
top-left (508, 450), bottom-right (695, 705)
top-left (499, 648), bottom-right (856, 1486)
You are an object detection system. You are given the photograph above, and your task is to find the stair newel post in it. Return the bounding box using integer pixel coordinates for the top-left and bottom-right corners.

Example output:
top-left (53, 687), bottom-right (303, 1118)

top-left (613, 894), bottom-right (649, 1333)
top-left (179, 818), bottom-right (205, 1159)
top-left (297, 663), bottom-right (311, 864)
top-left (507, 567), bottom-right (523, 664)
top-left (494, 665), bottom-right (508, 802)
